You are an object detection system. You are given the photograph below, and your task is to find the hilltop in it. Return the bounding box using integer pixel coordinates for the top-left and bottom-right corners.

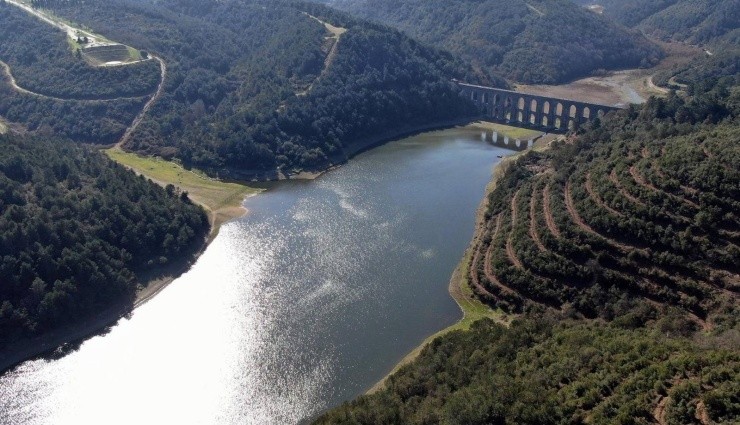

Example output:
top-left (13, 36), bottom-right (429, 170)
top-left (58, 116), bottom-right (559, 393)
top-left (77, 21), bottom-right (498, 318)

top-left (322, 0), bottom-right (663, 84)
top-left (315, 45), bottom-right (740, 424)
top-left (573, 0), bottom-right (740, 45)
top-left (4, 0), bottom-right (498, 178)
top-left (0, 134), bottom-right (209, 346)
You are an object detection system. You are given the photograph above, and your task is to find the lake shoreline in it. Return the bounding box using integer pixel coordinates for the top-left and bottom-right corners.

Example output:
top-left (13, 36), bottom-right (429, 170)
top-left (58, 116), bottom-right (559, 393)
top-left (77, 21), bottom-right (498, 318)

top-left (0, 120), bottom-right (537, 376)
top-left (0, 118), bottom-right (484, 375)
top-left (364, 133), bottom-right (560, 395)
top-left (0, 191), bottom-right (249, 375)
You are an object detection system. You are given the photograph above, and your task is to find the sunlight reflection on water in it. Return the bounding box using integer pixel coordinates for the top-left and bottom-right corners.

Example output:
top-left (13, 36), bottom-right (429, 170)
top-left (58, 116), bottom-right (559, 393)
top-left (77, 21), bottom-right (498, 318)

top-left (0, 129), bottom-right (509, 424)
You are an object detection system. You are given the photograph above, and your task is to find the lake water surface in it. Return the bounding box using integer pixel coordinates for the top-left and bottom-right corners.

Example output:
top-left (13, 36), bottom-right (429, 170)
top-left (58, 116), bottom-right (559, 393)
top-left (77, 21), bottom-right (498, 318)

top-left (0, 128), bottom-right (509, 424)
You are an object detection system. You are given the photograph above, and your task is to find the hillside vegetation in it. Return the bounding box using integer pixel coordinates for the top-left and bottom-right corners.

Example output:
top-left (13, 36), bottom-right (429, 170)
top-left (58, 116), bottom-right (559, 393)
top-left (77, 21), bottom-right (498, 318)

top-left (0, 134), bottom-right (209, 344)
top-left (316, 54), bottom-right (739, 424)
top-left (325, 0), bottom-right (662, 84)
top-left (26, 0), bottom-right (490, 177)
top-left (0, 3), bottom-right (160, 100)
top-left (0, 2), bottom-right (158, 143)
top-left (466, 86), bottom-right (739, 331)
top-left (317, 316), bottom-right (739, 424)
top-left (573, 0), bottom-right (740, 45)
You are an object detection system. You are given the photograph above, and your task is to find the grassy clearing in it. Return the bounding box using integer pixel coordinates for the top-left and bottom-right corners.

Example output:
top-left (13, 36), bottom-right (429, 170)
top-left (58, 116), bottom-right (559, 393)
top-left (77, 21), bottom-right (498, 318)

top-left (469, 121), bottom-right (543, 140)
top-left (126, 46), bottom-right (142, 61)
top-left (105, 147), bottom-right (261, 236)
top-left (0, 122), bottom-right (7, 134)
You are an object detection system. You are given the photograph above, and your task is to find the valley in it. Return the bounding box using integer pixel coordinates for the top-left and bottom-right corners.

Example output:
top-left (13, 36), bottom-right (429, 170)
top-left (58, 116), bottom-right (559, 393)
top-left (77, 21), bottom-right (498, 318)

top-left (0, 0), bottom-right (737, 424)
top-left (515, 41), bottom-right (705, 106)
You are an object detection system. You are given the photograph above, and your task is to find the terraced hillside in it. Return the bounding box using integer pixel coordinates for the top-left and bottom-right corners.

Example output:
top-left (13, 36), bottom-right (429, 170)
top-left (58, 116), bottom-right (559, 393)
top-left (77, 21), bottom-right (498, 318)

top-left (316, 317), bottom-right (740, 424)
top-left (317, 66), bottom-right (739, 425)
top-left (469, 100), bottom-right (739, 330)
top-left (83, 44), bottom-right (137, 65)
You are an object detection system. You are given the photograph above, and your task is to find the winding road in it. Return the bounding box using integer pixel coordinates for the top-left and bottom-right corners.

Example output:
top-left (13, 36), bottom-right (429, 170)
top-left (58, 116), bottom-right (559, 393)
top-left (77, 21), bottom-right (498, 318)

top-left (116, 55), bottom-right (167, 148)
top-left (2, 0), bottom-right (167, 146)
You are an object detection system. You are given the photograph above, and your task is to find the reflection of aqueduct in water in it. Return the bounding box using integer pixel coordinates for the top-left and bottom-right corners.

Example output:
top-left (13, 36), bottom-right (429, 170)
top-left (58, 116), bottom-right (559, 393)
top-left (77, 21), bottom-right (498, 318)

top-left (457, 82), bottom-right (623, 131)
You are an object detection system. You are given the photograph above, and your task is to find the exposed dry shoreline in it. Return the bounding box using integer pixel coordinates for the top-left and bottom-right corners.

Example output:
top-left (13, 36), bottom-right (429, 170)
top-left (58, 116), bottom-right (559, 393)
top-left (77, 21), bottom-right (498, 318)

top-left (0, 117), bottom-right (483, 374)
top-left (0, 198), bottom-right (247, 374)
top-left (365, 133), bottom-right (559, 394)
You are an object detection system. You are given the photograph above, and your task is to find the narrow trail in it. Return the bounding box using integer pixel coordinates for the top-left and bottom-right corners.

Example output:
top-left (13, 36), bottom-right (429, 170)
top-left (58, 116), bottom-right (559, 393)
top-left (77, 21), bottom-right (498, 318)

top-left (529, 187), bottom-right (546, 252)
top-left (647, 76), bottom-right (670, 95)
top-left (585, 171), bottom-right (623, 217)
top-left (506, 191), bottom-right (524, 270)
top-left (610, 168), bottom-right (646, 207)
top-left (630, 165), bottom-right (699, 209)
top-left (653, 396), bottom-right (669, 425)
top-left (542, 183), bottom-right (561, 238)
top-left (0, 60), bottom-right (151, 102)
top-left (649, 158), bottom-right (701, 198)
top-left (4, 0), bottom-right (167, 148)
top-left (483, 216), bottom-right (519, 297)
top-left (640, 295), bottom-right (710, 332)
top-left (695, 401), bottom-right (711, 425)
top-left (470, 236), bottom-right (497, 299)
top-left (564, 180), bottom-right (608, 240)
top-left (116, 56), bottom-right (167, 148)
top-left (614, 166), bottom-right (696, 226)
top-left (564, 180), bottom-right (636, 253)
top-left (297, 13), bottom-right (347, 96)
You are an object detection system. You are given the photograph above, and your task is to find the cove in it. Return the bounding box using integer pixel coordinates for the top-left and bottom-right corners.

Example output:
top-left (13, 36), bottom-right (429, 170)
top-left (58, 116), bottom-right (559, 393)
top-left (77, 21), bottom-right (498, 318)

top-left (0, 127), bottom-right (510, 424)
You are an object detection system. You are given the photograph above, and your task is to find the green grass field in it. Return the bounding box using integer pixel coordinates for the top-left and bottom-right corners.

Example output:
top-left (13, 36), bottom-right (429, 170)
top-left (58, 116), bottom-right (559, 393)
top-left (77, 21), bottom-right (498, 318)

top-left (105, 148), bottom-right (261, 232)
top-left (470, 121), bottom-right (543, 140)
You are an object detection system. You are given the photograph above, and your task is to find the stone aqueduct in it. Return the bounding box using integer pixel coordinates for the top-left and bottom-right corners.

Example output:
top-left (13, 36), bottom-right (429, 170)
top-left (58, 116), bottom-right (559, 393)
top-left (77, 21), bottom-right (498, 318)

top-left (457, 82), bottom-right (622, 131)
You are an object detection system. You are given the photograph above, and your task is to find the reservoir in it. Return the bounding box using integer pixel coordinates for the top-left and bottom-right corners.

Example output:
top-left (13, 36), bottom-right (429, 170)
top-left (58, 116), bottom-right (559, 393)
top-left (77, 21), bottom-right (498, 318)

top-left (0, 127), bottom-right (510, 424)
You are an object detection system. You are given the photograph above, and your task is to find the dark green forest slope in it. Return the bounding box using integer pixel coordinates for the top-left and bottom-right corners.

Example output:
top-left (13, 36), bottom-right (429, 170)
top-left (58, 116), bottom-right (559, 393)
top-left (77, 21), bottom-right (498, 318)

top-left (316, 59), bottom-right (739, 424)
top-left (317, 317), bottom-right (739, 424)
top-left (0, 4), bottom-right (160, 100)
top-left (324, 0), bottom-right (662, 84)
top-left (572, 0), bottom-right (739, 45)
top-left (0, 2), bottom-right (155, 143)
top-left (0, 134), bottom-right (209, 344)
top-left (22, 0), bottom-right (491, 177)
top-left (466, 82), bottom-right (739, 330)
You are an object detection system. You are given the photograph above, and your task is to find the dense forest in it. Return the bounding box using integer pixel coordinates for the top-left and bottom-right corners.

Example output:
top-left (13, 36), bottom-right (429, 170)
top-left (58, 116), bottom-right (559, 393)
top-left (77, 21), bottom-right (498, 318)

top-left (317, 50), bottom-right (739, 423)
top-left (465, 77), bottom-right (739, 330)
top-left (317, 316), bottom-right (739, 424)
top-left (571, 0), bottom-right (739, 45)
top-left (13, 0), bottom-right (493, 177)
top-left (0, 134), bottom-right (209, 344)
top-left (0, 3), bottom-right (160, 100)
top-left (323, 0), bottom-right (663, 84)
top-left (0, 2), bottom-right (156, 143)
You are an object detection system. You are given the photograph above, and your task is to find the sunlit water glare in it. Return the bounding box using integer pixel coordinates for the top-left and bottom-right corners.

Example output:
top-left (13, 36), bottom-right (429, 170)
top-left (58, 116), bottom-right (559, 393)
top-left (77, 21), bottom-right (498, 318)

top-left (0, 129), bottom-right (509, 424)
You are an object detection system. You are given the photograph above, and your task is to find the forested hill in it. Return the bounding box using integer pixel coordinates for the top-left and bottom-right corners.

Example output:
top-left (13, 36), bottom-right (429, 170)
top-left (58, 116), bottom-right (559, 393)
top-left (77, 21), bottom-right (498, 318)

top-left (26, 0), bottom-right (494, 178)
top-left (321, 0), bottom-right (663, 84)
top-left (467, 78), bottom-right (739, 330)
top-left (572, 0), bottom-right (740, 45)
top-left (0, 134), bottom-right (209, 345)
top-left (317, 316), bottom-right (740, 424)
top-left (316, 58), bottom-right (740, 425)
top-left (0, 2), bottom-right (155, 144)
